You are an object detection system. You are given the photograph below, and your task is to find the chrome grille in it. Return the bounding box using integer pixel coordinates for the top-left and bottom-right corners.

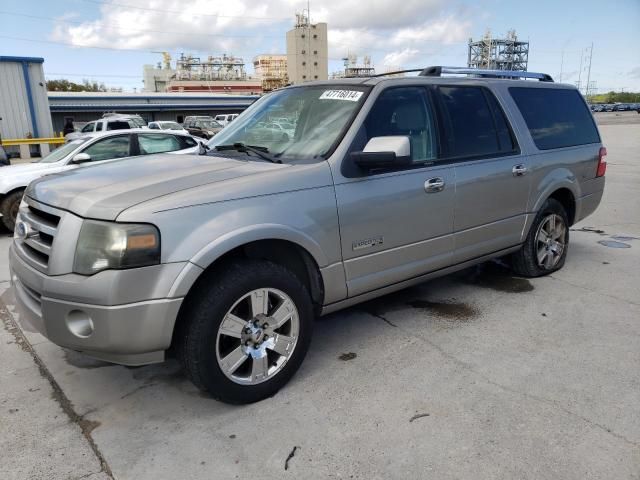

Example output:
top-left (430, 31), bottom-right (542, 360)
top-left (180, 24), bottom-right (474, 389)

top-left (15, 198), bottom-right (62, 272)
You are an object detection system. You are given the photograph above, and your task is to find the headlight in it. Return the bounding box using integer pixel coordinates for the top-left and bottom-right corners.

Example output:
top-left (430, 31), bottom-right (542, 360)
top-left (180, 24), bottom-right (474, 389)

top-left (74, 220), bottom-right (160, 275)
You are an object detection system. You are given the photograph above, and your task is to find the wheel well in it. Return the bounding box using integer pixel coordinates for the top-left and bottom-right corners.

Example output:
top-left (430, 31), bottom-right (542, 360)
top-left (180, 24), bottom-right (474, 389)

top-left (548, 188), bottom-right (576, 226)
top-left (169, 239), bottom-right (324, 354)
top-left (0, 187), bottom-right (25, 204)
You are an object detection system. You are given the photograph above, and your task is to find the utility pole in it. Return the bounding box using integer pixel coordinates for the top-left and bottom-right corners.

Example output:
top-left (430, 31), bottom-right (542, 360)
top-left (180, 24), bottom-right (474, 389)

top-left (585, 43), bottom-right (593, 100)
top-left (577, 48), bottom-right (584, 93)
top-left (559, 49), bottom-right (564, 83)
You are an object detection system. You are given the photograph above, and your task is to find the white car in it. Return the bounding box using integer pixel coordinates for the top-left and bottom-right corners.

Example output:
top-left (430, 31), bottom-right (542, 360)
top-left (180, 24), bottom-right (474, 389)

top-left (148, 121), bottom-right (189, 134)
top-left (0, 130), bottom-right (202, 230)
top-left (65, 115), bottom-right (147, 142)
top-left (214, 114), bottom-right (239, 127)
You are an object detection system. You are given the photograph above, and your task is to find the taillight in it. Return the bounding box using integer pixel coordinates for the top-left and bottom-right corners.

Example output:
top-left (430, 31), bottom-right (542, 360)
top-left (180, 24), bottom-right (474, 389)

top-left (596, 147), bottom-right (607, 177)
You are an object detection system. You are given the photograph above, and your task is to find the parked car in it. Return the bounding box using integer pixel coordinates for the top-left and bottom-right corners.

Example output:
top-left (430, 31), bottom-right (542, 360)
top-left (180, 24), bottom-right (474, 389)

top-left (65, 114), bottom-right (146, 142)
top-left (214, 114), bottom-right (239, 127)
top-left (603, 104), bottom-right (615, 112)
top-left (0, 130), bottom-right (201, 230)
top-left (10, 67), bottom-right (605, 404)
top-left (184, 118), bottom-right (224, 139)
top-left (148, 121), bottom-right (189, 134)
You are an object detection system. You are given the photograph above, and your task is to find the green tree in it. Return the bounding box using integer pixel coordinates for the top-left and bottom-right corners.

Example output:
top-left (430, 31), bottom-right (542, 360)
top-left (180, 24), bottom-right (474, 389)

top-left (46, 79), bottom-right (108, 92)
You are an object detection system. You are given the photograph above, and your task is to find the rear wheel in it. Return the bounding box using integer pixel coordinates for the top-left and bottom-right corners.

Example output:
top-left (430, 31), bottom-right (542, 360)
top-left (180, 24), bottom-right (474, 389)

top-left (1, 190), bottom-right (24, 231)
top-left (511, 198), bottom-right (569, 277)
top-left (178, 260), bottom-right (314, 404)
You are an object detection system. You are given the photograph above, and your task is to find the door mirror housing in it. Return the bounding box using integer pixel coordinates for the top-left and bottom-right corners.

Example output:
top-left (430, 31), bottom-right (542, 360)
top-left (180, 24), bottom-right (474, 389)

top-left (71, 153), bottom-right (91, 164)
top-left (351, 136), bottom-right (411, 170)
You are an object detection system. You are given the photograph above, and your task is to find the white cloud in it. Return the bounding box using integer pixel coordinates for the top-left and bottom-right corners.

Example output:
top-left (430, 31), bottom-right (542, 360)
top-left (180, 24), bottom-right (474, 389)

top-left (50, 0), bottom-right (473, 71)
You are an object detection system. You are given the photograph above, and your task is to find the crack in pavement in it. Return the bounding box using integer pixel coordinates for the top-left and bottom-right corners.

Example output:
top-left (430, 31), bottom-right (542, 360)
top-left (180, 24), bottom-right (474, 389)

top-left (0, 301), bottom-right (114, 479)
top-left (368, 309), bottom-right (640, 449)
top-left (366, 311), bottom-right (398, 328)
top-left (284, 445), bottom-right (299, 471)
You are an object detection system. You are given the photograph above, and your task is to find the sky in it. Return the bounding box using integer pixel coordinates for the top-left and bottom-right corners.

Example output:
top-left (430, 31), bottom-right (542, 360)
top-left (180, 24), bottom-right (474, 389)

top-left (1, 0), bottom-right (639, 92)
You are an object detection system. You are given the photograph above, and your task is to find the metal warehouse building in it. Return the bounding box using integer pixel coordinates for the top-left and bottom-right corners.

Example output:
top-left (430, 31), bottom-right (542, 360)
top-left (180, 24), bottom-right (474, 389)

top-left (0, 56), bottom-right (54, 139)
top-left (48, 92), bottom-right (259, 133)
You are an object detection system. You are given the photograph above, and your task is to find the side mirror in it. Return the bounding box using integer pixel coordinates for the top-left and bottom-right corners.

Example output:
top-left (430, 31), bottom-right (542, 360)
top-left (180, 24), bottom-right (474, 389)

top-left (72, 153), bottom-right (91, 164)
top-left (351, 136), bottom-right (411, 170)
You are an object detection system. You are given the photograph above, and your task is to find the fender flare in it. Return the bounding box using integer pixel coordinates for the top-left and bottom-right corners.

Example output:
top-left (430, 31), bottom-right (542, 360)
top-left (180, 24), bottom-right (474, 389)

top-left (168, 224), bottom-right (329, 298)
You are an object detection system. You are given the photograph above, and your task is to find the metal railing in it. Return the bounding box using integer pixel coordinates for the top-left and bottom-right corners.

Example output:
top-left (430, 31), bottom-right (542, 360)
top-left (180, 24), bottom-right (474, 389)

top-left (0, 135), bottom-right (65, 159)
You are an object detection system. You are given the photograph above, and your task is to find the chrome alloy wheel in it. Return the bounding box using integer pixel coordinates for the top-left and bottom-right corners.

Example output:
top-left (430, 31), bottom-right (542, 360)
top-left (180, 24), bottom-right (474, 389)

top-left (535, 213), bottom-right (566, 269)
top-left (215, 288), bottom-right (300, 385)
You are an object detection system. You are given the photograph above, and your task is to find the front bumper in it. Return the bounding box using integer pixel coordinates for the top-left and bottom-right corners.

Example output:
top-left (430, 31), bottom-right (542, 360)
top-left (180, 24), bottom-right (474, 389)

top-left (9, 244), bottom-right (185, 365)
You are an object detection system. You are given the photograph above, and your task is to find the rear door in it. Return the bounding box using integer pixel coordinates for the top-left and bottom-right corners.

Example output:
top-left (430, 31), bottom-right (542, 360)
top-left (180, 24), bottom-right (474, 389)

top-left (334, 86), bottom-right (455, 297)
top-left (434, 84), bottom-right (530, 262)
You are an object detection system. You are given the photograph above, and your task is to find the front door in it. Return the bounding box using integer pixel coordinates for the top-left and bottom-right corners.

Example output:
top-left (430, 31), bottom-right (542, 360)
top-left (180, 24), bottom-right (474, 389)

top-left (334, 86), bottom-right (455, 297)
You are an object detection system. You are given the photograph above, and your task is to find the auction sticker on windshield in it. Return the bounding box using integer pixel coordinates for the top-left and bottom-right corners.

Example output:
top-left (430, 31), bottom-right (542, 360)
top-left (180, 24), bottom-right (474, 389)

top-left (319, 90), bottom-right (363, 101)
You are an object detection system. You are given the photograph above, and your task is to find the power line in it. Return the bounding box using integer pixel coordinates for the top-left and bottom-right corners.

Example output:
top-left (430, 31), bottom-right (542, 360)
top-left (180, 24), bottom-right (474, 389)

top-left (78, 0), bottom-right (291, 21)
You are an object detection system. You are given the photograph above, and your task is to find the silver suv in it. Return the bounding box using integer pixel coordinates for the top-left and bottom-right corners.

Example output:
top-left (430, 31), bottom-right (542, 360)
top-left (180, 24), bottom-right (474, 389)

top-left (10, 67), bottom-right (606, 404)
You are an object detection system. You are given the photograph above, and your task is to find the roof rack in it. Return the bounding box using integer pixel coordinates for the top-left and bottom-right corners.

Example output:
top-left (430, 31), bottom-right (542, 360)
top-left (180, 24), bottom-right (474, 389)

top-left (372, 66), bottom-right (553, 82)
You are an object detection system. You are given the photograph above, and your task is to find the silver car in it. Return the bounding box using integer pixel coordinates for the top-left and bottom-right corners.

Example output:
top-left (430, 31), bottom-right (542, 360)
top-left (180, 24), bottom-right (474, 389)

top-left (9, 67), bottom-right (605, 404)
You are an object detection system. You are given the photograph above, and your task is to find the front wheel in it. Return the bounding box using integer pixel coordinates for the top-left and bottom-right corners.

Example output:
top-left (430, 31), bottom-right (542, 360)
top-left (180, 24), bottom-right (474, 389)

top-left (177, 260), bottom-right (314, 404)
top-left (1, 190), bottom-right (24, 231)
top-left (511, 198), bottom-right (569, 277)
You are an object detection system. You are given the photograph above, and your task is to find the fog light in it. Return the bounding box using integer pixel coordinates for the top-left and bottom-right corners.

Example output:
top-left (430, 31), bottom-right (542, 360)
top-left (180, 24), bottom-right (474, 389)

top-left (66, 310), bottom-right (94, 338)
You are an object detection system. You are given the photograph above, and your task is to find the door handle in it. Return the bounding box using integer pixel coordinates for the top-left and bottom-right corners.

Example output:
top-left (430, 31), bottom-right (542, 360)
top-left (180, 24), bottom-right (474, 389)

top-left (512, 164), bottom-right (528, 176)
top-left (424, 177), bottom-right (445, 193)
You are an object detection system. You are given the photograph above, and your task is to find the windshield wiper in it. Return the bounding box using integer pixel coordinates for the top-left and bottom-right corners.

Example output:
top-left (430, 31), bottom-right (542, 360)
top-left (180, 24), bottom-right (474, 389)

top-left (215, 143), bottom-right (281, 164)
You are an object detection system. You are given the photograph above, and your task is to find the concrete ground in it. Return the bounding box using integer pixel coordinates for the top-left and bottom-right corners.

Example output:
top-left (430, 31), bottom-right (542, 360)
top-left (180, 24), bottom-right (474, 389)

top-left (1, 120), bottom-right (639, 480)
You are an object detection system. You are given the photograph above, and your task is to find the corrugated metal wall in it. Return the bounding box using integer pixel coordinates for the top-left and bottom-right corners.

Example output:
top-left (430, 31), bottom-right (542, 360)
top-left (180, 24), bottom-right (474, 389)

top-left (27, 62), bottom-right (53, 138)
top-left (0, 58), bottom-right (53, 139)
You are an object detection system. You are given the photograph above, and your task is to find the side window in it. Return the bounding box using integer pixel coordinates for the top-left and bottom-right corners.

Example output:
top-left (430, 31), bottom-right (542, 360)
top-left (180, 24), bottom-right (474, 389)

top-left (83, 135), bottom-right (131, 161)
top-left (106, 121), bottom-right (130, 131)
top-left (437, 86), bottom-right (504, 158)
top-left (362, 87), bottom-right (437, 163)
top-left (509, 87), bottom-right (600, 150)
top-left (95, 122), bottom-right (103, 132)
top-left (137, 134), bottom-right (181, 154)
top-left (149, 123), bottom-right (159, 129)
top-left (484, 91), bottom-right (516, 153)
top-left (81, 122), bottom-right (95, 133)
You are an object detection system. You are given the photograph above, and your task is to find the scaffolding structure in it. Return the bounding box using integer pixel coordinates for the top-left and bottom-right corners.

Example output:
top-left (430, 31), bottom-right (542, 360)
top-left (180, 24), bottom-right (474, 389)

top-left (467, 30), bottom-right (529, 71)
top-left (253, 55), bottom-right (288, 92)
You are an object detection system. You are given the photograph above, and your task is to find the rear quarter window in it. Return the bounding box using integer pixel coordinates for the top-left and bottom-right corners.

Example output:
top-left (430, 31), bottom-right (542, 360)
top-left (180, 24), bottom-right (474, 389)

top-left (509, 87), bottom-right (600, 150)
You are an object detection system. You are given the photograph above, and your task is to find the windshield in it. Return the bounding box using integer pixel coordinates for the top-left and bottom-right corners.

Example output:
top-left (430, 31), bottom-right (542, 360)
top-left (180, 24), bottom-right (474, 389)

top-left (130, 117), bottom-right (147, 128)
top-left (207, 85), bottom-right (369, 161)
top-left (161, 122), bottom-right (182, 130)
top-left (39, 139), bottom-right (88, 163)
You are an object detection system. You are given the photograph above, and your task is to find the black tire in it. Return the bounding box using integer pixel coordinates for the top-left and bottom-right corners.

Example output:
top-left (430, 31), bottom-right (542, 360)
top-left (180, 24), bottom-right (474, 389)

top-left (1, 190), bottom-right (24, 231)
top-left (177, 259), bottom-right (314, 404)
top-left (511, 198), bottom-right (569, 278)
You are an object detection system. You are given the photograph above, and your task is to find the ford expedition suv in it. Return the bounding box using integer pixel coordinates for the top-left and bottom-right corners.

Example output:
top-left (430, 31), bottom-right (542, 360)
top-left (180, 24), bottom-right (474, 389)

top-left (10, 67), bottom-right (606, 404)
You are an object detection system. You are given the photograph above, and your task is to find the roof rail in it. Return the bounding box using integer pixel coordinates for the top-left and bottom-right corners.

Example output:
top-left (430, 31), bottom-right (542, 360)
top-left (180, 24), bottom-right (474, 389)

top-left (419, 66), bottom-right (554, 82)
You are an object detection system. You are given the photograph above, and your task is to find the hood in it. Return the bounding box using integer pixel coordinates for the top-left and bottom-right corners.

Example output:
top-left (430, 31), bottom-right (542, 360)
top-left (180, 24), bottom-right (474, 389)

top-left (1, 162), bottom-right (60, 174)
top-left (0, 162), bottom-right (65, 191)
top-left (27, 153), bottom-right (287, 220)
